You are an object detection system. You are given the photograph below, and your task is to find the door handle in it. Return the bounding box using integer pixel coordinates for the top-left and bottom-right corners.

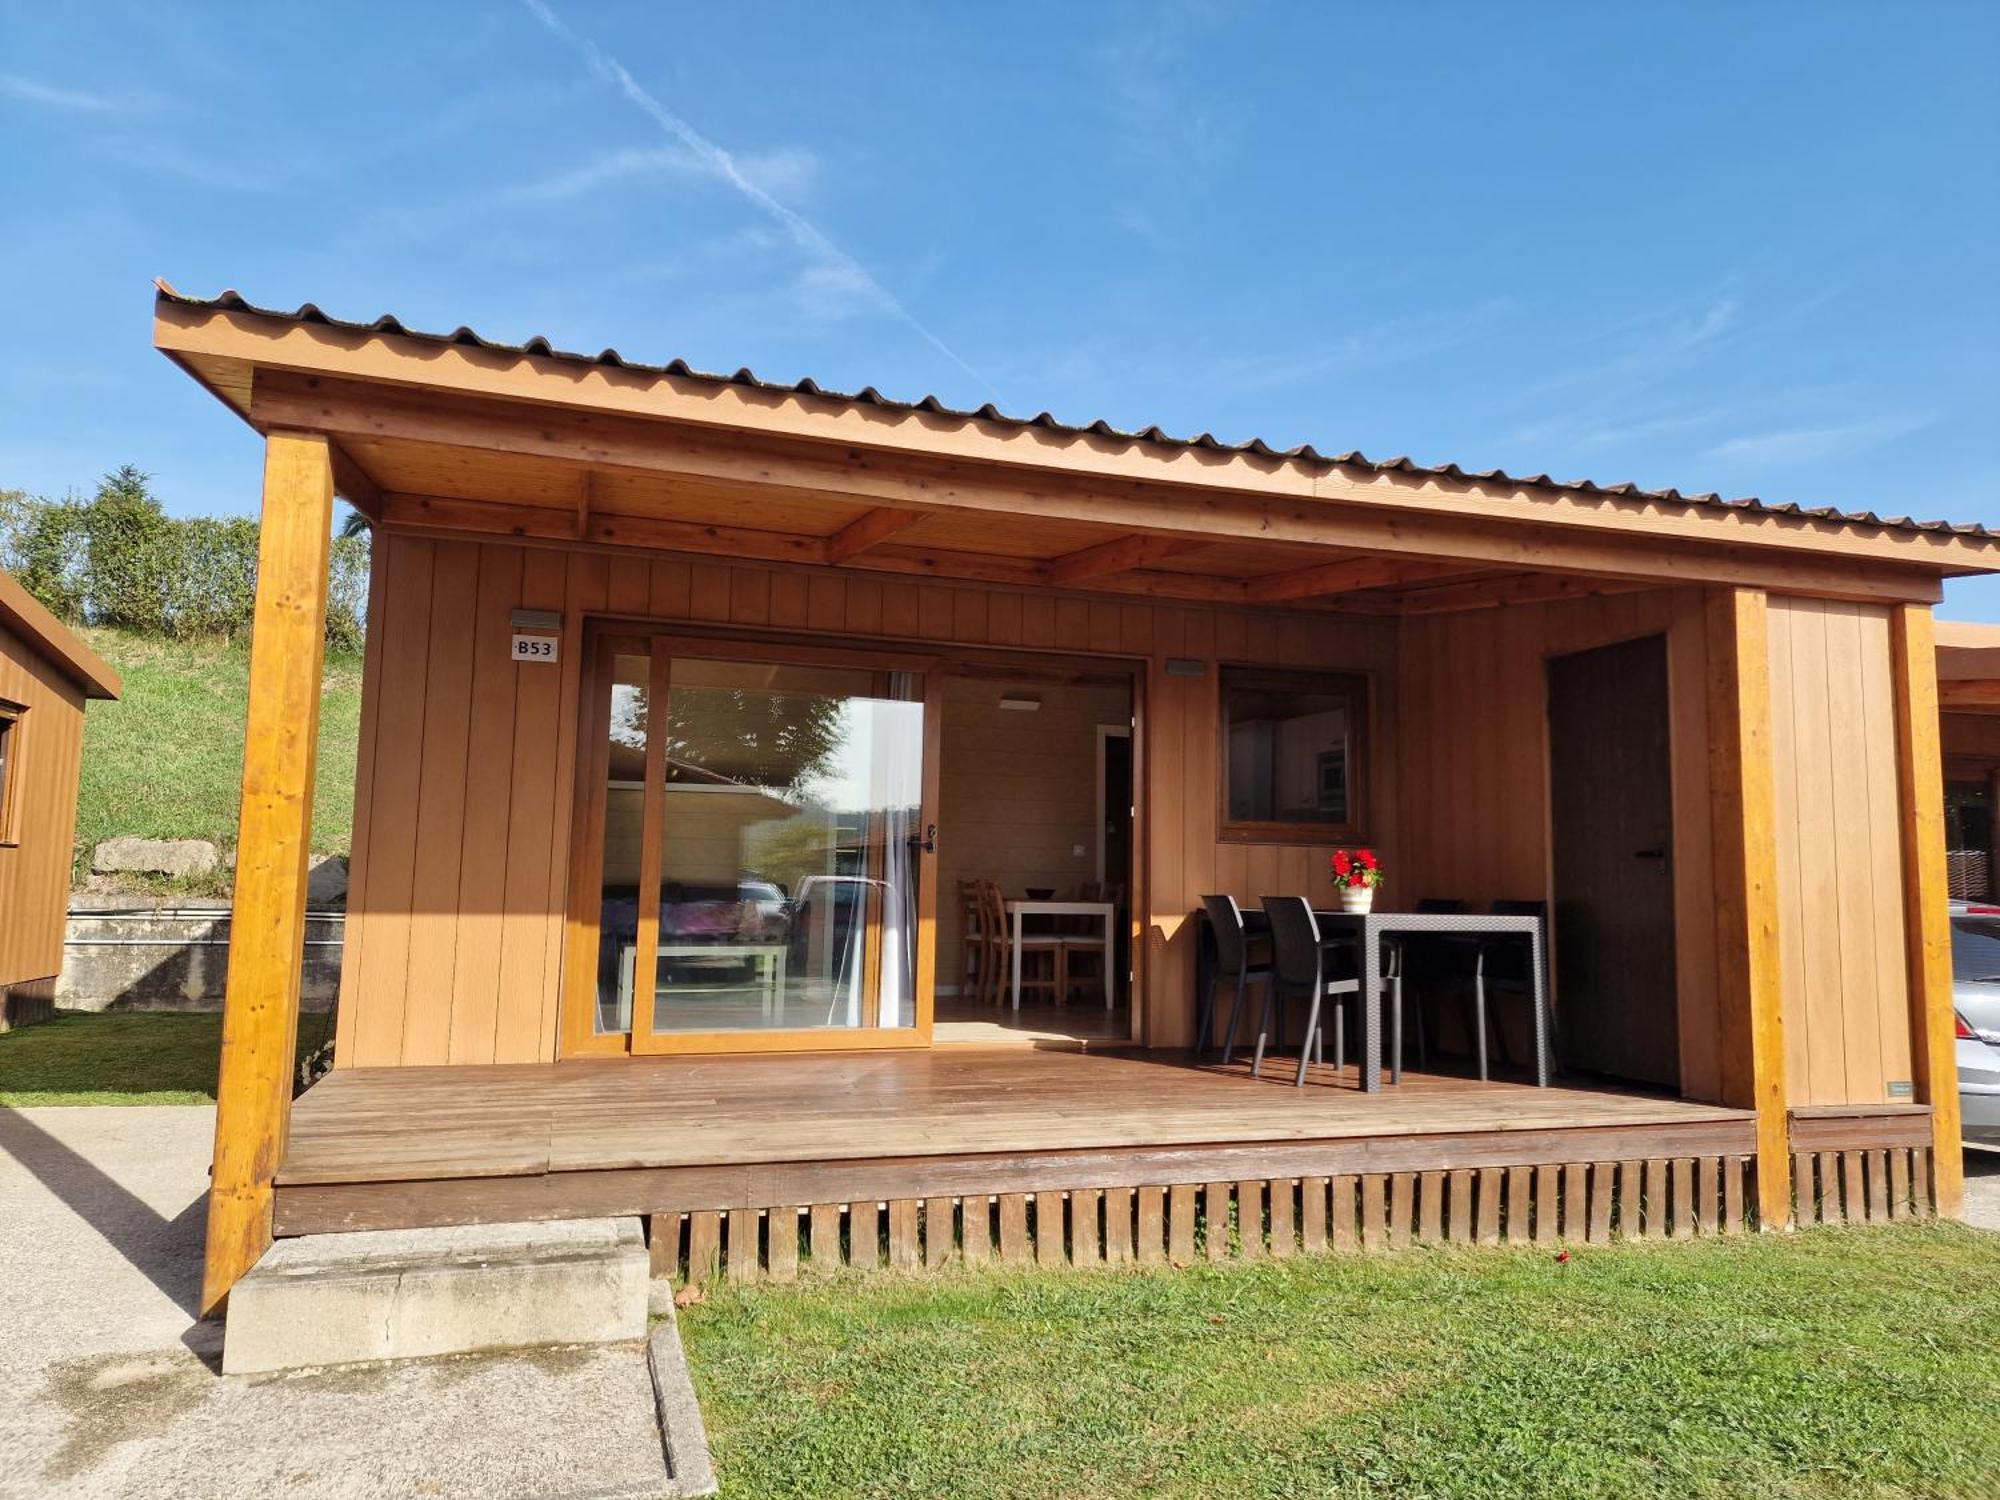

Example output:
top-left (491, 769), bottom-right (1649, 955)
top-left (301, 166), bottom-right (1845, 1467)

top-left (916, 824), bottom-right (937, 854)
top-left (1633, 847), bottom-right (1667, 861)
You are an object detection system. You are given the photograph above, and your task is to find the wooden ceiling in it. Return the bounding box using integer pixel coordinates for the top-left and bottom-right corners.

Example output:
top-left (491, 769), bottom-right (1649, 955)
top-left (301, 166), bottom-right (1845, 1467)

top-left (338, 426), bottom-right (1625, 615)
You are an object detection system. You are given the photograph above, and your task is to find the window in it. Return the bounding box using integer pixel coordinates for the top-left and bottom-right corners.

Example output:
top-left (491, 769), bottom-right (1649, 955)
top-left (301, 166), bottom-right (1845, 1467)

top-left (0, 701), bottom-right (20, 845)
top-left (1219, 667), bottom-right (1369, 841)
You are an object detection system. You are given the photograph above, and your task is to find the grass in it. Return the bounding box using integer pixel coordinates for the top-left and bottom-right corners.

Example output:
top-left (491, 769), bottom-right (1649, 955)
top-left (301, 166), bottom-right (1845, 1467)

top-left (74, 627), bottom-right (362, 891)
top-left (0, 1010), bottom-right (330, 1105)
top-left (681, 1225), bottom-right (2000, 1499)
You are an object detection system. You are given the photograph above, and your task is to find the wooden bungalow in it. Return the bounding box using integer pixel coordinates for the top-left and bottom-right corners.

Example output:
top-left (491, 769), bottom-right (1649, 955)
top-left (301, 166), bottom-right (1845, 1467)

top-left (153, 283), bottom-right (1998, 1315)
top-left (0, 567), bottom-right (120, 1030)
top-left (1935, 621), bottom-right (2000, 900)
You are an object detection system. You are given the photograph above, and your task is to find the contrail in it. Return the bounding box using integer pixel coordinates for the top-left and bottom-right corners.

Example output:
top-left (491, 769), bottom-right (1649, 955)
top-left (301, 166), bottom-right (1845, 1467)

top-left (520, 0), bottom-right (996, 397)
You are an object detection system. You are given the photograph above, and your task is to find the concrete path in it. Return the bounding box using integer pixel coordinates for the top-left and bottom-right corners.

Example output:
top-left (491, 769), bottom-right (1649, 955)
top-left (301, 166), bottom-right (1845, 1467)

top-left (1963, 1145), bottom-right (2000, 1231)
top-left (0, 1106), bottom-right (676, 1500)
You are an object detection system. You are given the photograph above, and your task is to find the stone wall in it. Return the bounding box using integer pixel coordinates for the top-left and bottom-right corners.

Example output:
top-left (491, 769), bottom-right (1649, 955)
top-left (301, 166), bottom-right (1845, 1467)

top-left (56, 903), bottom-right (344, 1012)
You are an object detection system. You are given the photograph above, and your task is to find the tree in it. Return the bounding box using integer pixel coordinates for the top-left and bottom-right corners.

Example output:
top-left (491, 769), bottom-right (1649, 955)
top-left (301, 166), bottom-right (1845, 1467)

top-left (83, 465), bottom-right (176, 634)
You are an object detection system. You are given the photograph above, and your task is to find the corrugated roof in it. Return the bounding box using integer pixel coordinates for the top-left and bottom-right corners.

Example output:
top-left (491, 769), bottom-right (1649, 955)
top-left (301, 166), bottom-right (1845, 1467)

top-left (155, 281), bottom-right (1996, 545)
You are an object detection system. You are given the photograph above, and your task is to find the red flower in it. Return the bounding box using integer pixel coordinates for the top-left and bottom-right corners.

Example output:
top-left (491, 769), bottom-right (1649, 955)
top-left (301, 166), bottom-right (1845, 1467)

top-left (1332, 851), bottom-right (1352, 876)
top-left (1359, 849), bottom-right (1379, 869)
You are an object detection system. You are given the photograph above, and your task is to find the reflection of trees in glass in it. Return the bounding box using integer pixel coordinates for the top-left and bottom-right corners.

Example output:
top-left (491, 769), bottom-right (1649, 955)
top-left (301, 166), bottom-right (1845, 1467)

top-left (745, 814), bottom-right (839, 899)
top-left (620, 685), bottom-right (850, 800)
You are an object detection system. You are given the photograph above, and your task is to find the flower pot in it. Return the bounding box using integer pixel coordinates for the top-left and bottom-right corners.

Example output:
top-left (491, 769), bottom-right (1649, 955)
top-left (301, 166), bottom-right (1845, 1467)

top-left (1338, 886), bottom-right (1374, 914)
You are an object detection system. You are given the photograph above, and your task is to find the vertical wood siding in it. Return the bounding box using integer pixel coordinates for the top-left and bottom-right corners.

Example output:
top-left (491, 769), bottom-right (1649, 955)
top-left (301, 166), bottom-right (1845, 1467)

top-left (1767, 598), bottom-right (1914, 1106)
top-left (338, 533), bottom-right (1399, 1065)
top-left (1397, 589), bottom-right (1725, 1103)
top-left (0, 621), bottom-right (88, 992)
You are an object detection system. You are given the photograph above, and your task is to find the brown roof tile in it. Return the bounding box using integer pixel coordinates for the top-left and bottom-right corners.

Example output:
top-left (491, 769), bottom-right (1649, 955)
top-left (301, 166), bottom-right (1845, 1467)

top-left (155, 282), bottom-right (1995, 545)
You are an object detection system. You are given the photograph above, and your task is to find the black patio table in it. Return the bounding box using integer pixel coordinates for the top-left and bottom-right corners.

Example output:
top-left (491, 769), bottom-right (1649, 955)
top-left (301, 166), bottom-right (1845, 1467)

top-left (1309, 909), bottom-right (1551, 1092)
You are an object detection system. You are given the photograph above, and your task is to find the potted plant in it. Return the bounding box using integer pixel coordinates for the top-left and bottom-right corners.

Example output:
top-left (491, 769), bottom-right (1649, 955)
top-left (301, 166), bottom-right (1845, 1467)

top-left (1330, 848), bottom-right (1384, 913)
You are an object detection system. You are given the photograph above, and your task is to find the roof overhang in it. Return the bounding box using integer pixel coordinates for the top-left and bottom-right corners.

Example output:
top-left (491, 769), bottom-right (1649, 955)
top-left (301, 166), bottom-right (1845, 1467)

top-left (154, 285), bottom-right (2000, 614)
top-left (0, 568), bottom-right (121, 699)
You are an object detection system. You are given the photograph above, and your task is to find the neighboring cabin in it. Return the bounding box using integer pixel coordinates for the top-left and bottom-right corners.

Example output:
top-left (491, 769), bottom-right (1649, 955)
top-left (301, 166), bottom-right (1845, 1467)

top-left (0, 567), bottom-right (120, 1030)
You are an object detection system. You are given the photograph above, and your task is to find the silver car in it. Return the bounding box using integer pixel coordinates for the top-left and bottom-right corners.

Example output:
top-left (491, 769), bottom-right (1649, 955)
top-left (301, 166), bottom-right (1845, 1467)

top-left (1951, 903), bottom-right (2000, 1146)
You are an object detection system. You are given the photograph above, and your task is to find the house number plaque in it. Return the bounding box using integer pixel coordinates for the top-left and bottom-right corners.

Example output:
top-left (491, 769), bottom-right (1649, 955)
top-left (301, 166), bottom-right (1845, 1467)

top-left (510, 633), bottom-right (559, 664)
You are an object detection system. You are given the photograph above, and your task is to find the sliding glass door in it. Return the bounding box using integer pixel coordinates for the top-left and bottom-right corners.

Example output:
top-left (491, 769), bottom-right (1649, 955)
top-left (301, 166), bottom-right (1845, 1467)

top-left (566, 631), bottom-right (939, 1055)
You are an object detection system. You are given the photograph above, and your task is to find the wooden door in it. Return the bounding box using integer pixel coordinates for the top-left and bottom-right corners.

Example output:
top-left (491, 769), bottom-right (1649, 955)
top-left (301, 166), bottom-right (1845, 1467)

top-left (561, 628), bottom-right (940, 1056)
top-left (1547, 634), bottom-right (1680, 1087)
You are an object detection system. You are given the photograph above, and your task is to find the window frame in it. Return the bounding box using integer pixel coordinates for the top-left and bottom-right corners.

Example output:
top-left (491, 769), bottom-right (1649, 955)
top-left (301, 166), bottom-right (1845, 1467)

top-left (1215, 665), bottom-right (1373, 845)
top-left (0, 699), bottom-right (22, 847)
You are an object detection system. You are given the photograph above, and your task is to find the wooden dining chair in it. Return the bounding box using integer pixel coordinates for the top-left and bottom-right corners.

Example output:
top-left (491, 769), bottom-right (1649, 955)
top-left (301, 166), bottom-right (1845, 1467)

top-left (957, 879), bottom-right (991, 1002)
top-left (983, 880), bottom-right (1060, 1004)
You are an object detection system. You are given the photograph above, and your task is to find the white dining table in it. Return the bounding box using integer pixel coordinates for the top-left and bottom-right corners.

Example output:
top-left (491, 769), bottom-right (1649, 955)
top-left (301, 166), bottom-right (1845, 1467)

top-left (1007, 899), bottom-right (1117, 1010)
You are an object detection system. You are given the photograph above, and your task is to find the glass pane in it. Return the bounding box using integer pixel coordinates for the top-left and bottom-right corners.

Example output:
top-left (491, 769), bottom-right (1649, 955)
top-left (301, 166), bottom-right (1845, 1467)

top-left (650, 657), bottom-right (922, 1033)
top-left (594, 653), bottom-right (651, 1035)
top-left (1225, 677), bottom-right (1358, 826)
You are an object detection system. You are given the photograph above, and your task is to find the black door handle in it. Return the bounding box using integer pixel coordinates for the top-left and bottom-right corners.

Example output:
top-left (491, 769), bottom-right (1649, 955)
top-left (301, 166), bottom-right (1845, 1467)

top-left (918, 824), bottom-right (937, 854)
top-left (1633, 847), bottom-right (1667, 860)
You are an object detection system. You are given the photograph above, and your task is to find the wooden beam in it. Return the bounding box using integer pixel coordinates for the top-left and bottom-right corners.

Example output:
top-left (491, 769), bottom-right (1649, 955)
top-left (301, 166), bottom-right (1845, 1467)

top-left (1889, 603), bottom-right (1964, 1217)
top-left (1704, 587), bottom-right (1790, 1229)
top-left (1385, 573), bottom-right (1656, 616)
top-left (202, 430), bottom-right (334, 1314)
top-left (376, 492), bottom-right (1270, 608)
top-left (1246, 555), bottom-right (1472, 602)
top-left (168, 304), bottom-right (2000, 574)
top-left (826, 506), bottom-right (926, 564)
top-left (244, 371), bottom-right (1947, 604)
top-left (1047, 533), bottom-right (1199, 584)
top-left (326, 440), bottom-right (383, 520)
top-left (1937, 679), bottom-right (2000, 711)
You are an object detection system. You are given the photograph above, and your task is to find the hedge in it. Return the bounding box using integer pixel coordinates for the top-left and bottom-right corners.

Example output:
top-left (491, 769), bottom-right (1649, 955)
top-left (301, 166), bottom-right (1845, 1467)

top-left (0, 467), bottom-right (368, 653)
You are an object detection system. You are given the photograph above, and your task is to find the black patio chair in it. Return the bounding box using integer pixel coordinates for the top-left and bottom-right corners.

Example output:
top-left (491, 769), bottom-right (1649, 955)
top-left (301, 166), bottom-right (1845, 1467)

top-left (1380, 896), bottom-right (1470, 1077)
top-left (1477, 899), bottom-right (1554, 1075)
top-left (1198, 895), bottom-right (1271, 1060)
top-left (1257, 896), bottom-right (1363, 1087)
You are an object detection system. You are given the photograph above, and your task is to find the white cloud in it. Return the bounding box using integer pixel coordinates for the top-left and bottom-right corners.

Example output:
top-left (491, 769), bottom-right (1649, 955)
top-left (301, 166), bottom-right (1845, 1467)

top-left (0, 74), bottom-right (123, 112)
top-left (505, 142), bottom-right (819, 204)
top-left (518, 0), bottom-right (993, 396)
top-left (1704, 413), bottom-right (1934, 466)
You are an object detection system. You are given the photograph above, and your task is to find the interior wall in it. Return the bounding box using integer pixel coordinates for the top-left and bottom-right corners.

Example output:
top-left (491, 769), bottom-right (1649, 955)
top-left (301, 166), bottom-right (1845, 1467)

top-left (337, 529), bottom-right (1403, 1065)
top-left (0, 620), bottom-right (88, 992)
top-left (1396, 588), bottom-right (1724, 1102)
top-left (935, 675), bottom-right (1131, 993)
top-left (1767, 597), bottom-right (1914, 1106)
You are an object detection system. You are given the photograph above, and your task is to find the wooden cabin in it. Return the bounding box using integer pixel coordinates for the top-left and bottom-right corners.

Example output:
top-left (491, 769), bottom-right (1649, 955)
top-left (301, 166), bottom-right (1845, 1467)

top-left (153, 284), bottom-right (1998, 1314)
top-left (0, 567), bottom-right (120, 1030)
top-left (1935, 622), bottom-right (2000, 900)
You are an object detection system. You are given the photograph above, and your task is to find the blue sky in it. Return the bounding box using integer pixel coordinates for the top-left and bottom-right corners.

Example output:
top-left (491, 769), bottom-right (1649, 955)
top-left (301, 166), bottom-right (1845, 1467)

top-left (4, 3), bottom-right (1997, 615)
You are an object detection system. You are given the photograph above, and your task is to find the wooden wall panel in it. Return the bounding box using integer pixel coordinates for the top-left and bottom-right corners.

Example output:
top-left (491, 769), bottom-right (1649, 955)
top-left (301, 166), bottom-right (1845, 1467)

top-left (339, 533), bottom-right (1399, 1064)
top-left (1397, 589), bottom-right (1724, 1102)
top-left (1767, 598), bottom-right (1915, 1106)
top-left (0, 620), bottom-right (89, 993)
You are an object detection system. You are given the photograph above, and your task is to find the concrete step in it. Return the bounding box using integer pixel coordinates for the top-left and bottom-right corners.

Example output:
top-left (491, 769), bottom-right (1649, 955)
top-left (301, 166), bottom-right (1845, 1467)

top-left (223, 1217), bottom-right (648, 1376)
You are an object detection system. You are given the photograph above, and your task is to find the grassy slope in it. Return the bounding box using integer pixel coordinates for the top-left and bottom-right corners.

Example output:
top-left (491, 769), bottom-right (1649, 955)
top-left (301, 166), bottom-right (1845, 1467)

top-left (73, 627), bottom-right (361, 884)
top-left (0, 1011), bottom-right (329, 1105)
top-left (683, 1226), bottom-right (2000, 1500)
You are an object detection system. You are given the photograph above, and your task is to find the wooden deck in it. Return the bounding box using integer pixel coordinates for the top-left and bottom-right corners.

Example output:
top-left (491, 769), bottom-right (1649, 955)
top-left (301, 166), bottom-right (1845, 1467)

top-left (275, 1048), bottom-right (1756, 1242)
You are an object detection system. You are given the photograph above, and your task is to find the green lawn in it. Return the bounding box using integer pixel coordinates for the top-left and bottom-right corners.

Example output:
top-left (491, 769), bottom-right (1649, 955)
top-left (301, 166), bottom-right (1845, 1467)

top-left (682, 1225), bottom-right (2000, 1499)
top-left (74, 628), bottom-right (362, 891)
top-left (0, 1011), bottom-right (329, 1105)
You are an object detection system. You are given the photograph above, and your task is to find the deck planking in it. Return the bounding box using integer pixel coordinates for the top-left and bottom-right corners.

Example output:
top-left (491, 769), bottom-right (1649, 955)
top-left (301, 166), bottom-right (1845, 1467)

top-left (281, 1047), bottom-right (1751, 1188)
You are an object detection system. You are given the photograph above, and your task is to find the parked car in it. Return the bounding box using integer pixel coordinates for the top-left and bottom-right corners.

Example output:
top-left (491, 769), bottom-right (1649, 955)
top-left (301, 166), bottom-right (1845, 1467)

top-left (1950, 902), bottom-right (2000, 1147)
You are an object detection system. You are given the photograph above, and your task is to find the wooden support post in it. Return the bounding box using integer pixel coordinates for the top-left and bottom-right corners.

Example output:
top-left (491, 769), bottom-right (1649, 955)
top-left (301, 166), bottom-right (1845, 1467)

top-left (1705, 588), bottom-right (1790, 1229)
top-left (1890, 604), bottom-right (1965, 1217)
top-left (201, 431), bottom-right (334, 1315)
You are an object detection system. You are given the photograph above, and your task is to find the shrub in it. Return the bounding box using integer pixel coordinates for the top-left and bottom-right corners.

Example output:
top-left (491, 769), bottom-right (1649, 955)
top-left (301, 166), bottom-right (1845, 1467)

top-left (0, 470), bottom-right (369, 649)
